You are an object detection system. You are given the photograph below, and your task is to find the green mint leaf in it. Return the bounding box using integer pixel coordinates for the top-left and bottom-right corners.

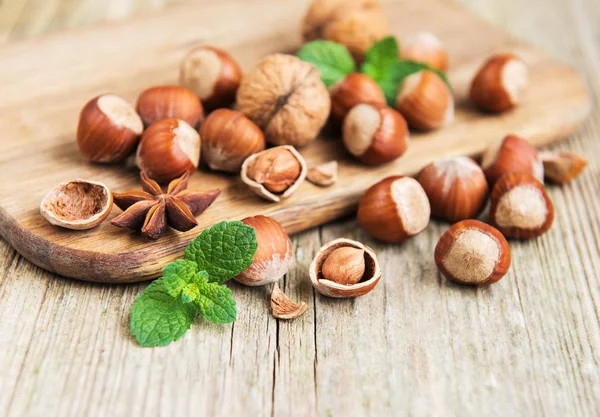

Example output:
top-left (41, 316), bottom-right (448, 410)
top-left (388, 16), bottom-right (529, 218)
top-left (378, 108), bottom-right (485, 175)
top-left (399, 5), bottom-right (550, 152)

top-left (162, 259), bottom-right (199, 300)
top-left (185, 221), bottom-right (258, 284)
top-left (360, 36), bottom-right (399, 80)
top-left (297, 40), bottom-right (356, 87)
top-left (194, 279), bottom-right (237, 324)
top-left (130, 278), bottom-right (197, 347)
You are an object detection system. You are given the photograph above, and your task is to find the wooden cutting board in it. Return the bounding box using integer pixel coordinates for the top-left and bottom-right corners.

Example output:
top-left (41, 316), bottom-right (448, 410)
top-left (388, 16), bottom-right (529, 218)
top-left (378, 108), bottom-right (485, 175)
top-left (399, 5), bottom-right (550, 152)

top-left (0, 0), bottom-right (590, 283)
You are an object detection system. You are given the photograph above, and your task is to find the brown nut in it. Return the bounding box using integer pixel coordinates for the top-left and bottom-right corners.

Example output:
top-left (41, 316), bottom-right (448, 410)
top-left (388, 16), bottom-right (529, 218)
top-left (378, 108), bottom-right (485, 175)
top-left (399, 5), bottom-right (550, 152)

top-left (342, 103), bottom-right (410, 165)
top-left (179, 46), bottom-right (242, 111)
top-left (329, 73), bottom-right (386, 121)
top-left (540, 151), bottom-right (588, 184)
top-left (241, 146), bottom-right (307, 202)
top-left (399, 31), bottom-right (449, 72)
top-left (481, 134), bottom-right (543, 186)
top-left (236, 54), bottom-right (330, 147)
top-left (395, 70), bottom-right (454, 131)
top-left (235, 215), bottom-right (294, 286)
top-left (322, 246), bottom-right (365, 285)
top-left (76, 94), bottom-right (143, 163)
top-left (310, 238), bottom-right (381, 298)
top-left (357, 176), bottom-right (431, 243)
top-left (417, 156), bottom-right (489, 222)
top-left (307, 161), bottom-right (338, 187)
top-left (302, 0), bottom-right (388, 62)
top-left (470, 53), bottom-right (528, 113)
top-left (199, 109), bottom-right (265, 173)
top-left (434, 219), bottom-right (511, 286)
top-left (40, 180), bottom-right (113, 230)
top-left (489, 173), bottom-right (554, 239)
top-left (136, 86), bottom-right (204, 128)
top-left (136, 118), bottom-right (200, 183)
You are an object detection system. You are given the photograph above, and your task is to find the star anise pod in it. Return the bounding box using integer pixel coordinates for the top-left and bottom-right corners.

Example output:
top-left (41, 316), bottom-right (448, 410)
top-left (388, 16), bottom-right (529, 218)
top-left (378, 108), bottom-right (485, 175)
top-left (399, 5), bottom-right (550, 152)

top-left (111, 172), bottom-right (220, 240)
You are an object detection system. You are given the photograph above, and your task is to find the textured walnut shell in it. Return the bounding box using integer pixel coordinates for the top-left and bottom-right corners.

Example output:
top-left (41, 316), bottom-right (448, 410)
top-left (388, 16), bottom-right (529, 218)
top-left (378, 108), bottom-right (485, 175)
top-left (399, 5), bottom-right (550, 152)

top-left (40, 180), bottom-right (113, 230)
top-left (236, 54), bottom-right (330, 147)
top-left (240, 146), bottom-right (308, 202)
top-left (310, 238), bottom-right (382, 298)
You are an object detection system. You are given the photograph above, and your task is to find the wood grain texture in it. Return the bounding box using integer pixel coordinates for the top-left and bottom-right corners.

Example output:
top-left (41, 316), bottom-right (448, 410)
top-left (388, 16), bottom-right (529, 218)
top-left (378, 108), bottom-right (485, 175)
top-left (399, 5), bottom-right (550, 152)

top-left (0, 0), bottom-right (599, 416)
top-left (0, 0), bottom-right (591, 283)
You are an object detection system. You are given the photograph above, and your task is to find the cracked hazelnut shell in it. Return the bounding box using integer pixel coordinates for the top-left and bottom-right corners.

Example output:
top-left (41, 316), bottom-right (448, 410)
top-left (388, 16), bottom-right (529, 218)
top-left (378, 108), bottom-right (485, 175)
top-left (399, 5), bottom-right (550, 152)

top-left (236, 54), bottom-right (330, 147)
top-left (541, 151), bottom-right (588, 184)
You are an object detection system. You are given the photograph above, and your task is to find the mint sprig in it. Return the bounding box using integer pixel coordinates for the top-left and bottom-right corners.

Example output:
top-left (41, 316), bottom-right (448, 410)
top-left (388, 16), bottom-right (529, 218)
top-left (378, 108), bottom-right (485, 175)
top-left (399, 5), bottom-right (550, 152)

top-left (131, 221), bottom-right (258, 347)
top-left (297, 40), bottom-right (356, 87)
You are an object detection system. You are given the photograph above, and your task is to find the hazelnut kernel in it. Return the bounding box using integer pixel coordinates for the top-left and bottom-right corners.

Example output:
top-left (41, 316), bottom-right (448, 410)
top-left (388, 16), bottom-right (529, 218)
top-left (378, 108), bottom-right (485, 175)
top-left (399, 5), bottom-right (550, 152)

top-left (321, 247), bottom-right (366, 285)
top-left (246, 147), bottom-right (301, 193)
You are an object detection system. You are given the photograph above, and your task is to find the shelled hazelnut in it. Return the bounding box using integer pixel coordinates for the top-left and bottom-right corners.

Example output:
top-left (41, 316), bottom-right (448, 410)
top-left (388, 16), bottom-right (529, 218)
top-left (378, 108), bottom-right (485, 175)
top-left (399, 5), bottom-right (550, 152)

top-left (136, 118), bottom-right (200, 183)
top-left (241, 146), bottom-right (307, 202)
top-left (395, 70), bottom-right (454, 131)
top-left (200, 109), bottom-right (265, 173)
top-left (136, 86), bottom-right (204, 128)
top-left (489, 173), bottom-right (554, 239)
top-left (76, 94), bottom-right (143, 163)
top-left (310, 238), bottom-right (381, 298)
top-left (435, 219), bottom-right (511, 285)
top-left (400, 31), bottom-right (449, 72)
top-left (417, 156), bottom-right (488, 222)
top-left (540, 151), bottom-right (588, 184)
top-left (357, 176), bottom-right (431, 243)
top-left (481, 134), bottom-right (543, 186)
top-left (329, 73), bottom-right (386, 121)
top-left (179, 46), bottom-right (242, 111)
top-left (342, 103), bottom-right (409, 165)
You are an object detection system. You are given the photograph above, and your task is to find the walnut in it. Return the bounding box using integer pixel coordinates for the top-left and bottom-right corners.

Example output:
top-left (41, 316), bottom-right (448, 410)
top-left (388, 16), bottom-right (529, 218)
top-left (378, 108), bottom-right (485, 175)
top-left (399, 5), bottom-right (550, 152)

top-left (302, 0), bottom-right (389, 61)
top-left (236, 54), bottom-right (330, 147)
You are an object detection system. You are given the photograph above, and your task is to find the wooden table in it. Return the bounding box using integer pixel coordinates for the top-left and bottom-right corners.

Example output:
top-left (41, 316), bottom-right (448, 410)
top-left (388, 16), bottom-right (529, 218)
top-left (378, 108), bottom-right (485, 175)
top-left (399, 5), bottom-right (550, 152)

top-left (1, 0), bottom-right (599, 416)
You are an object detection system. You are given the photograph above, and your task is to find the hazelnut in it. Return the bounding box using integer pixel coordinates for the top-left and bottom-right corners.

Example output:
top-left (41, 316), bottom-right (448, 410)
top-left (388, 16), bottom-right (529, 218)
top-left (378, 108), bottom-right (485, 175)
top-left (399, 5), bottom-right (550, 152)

top-left (417, 156), bottom-right (488, 222)
top-left (40, 180), bottom-right (113, 230)
top-left (307, 161), bottom-right (338, 187)
top-left (310, 238), bottom-right (381, 298)
top-left (199, 109), bottom-right (265, 173)
top-left (302, 0), bottom-right (388, 61)
top-left (136, 86), bottom-right (204, 128)
top-left (329, 73), bottom-right (386, 121)
top-left (357, 176), bottom-right (431, 243)
top-left (179, 46), bottom-right (242, 111)
top-left (399, 31), bottom-right (449, 72)
top-left (236, 54), bottom-right (330, 147)
top-left (540, 151), bottom-right (588, 184)
top-left (489, 173), bottom-right (554, 239)
top-left (395, 70), bottom-right (454, 131)
top-left (470, 53), bottom-right (528, 113)
top-left (481, 134), bottom-right (543, 186)
top-left (241, 146), bottom-right (307, 202)
top-left (434, 219), bottom-right (511, 285)
top-left (136, 118), bottom-right (200, 183)
top-left (235, 215), bottom-right (294, 286)
top-left (76, 94), bottom-right (143, 163)
top-left (342, 103), bottom-right (410, 165)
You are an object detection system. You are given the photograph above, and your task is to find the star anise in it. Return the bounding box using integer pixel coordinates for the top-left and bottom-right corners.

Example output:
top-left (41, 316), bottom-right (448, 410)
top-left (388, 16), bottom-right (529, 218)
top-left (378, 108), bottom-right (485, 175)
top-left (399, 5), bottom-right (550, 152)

top-left (111, 172), bottom-right (220, 240)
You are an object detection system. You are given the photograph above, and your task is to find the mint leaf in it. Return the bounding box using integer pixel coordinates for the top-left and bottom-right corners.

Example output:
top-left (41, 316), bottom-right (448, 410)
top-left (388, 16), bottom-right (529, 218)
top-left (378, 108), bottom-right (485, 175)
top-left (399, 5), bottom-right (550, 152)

top-left (130, 278), bottom-right (197, 347)
top-left (195, 279), bottom-right (237, 324)
top-left (185, 221), bottom-right (257, 284)
top-left (297, 40), bottom-right (356, 87)
top-left (360, 36), bottom-right (399, 80)
top-left (162, 259), bottom-right (198, 299)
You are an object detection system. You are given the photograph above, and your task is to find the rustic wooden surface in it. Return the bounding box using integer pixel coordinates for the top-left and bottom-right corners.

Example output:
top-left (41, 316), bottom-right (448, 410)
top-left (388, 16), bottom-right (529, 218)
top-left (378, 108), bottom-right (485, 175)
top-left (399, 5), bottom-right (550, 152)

top-left (0, 0), bottom-right (590, 283)
top-left (0, 0), bottom-right (599, 416)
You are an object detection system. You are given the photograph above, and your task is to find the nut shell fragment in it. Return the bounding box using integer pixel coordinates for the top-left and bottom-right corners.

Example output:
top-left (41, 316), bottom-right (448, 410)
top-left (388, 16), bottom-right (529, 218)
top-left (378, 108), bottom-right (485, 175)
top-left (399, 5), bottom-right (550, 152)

top-left (307, 161), bottom-right (338, 187)
top-left (541, 151), bottom-right (588, 184)
top-left (271, 283), bottom-right (308, 319)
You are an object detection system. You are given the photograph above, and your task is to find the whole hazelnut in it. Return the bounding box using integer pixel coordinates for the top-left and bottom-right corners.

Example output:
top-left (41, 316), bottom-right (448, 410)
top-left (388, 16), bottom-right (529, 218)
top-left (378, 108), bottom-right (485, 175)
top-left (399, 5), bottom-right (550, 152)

top-left (329, 72), bottom-right (386, 121)
top-left (357, 176), bottom-right (431, 243)
top-left (76, 94), bottom-right (143, 163)
top-left (199, 109), bottom-right (265, 173)
top-left (395, 70), bottom-right (454, 131)
top-left (435, 219), bottom-right (511, 285)
top-left (179, 46), bottom-right (242, 111)
top-left (342, 103), bottom-right (410, 165)
top-left (470, 53), bottom-right (528, 113)
top-left (400, 31), bottom-right (449, 72)
top-left (136, 118), bottom-right (200, 183)
top-left (241, 146), bottom-right (307, 202)
top-left (236, 54), bottom-right (331, 147)
top-left (417, 156), bottom-right (489, 222)
top-left (234, 215), bottom-right (294, 286)
top-left (489, 173), bottom-right (554, 239)
top-left (302, 0), bottom-right (388, 62)
top-left (481, 134), bottom-right (543, 186)
top-left (136, 86), bottom-right (204, 128)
